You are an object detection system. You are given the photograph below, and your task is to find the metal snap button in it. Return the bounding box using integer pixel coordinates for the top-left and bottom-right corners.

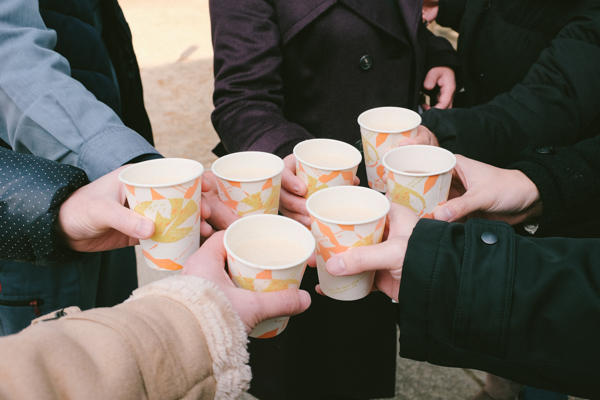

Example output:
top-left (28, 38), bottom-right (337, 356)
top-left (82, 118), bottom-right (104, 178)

top-left (481, 231), bottom-right (498, 245)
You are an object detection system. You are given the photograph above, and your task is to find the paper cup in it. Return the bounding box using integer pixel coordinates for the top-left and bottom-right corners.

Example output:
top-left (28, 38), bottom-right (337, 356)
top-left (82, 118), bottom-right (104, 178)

top-left (293, 139), bottom-right (362, 198)
top-left (119, 158), bottom-right (204, 271)
top-left (382, 145), bottom-right (456, 218)
top-left (358, 107), bottom-right (421, 192)
top-left (306, 186), bottom-right (390, 301)
top-left (224, 214), bottom-right (315, 338)
top-left (212, 152), bottom-right (284, 217)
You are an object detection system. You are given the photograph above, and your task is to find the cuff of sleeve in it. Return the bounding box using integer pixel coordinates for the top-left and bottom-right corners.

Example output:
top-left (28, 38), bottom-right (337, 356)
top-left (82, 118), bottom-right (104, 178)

top-left (129, 275), bottom-right (251, 399)
top-left (80, 127), bottom-right (161, 181)
top-left (398, 218), bottom-right (449, 362)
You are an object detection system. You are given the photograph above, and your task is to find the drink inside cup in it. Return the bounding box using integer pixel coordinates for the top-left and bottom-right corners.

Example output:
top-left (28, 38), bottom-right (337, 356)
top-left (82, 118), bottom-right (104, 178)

top-left (119, 158), bottom-right (204, 271)
top-left (293, 139), bottom-right (362, 198)
top-left (382, 145), bottom-right (456, 218)
top-left (357, 106), bottom-right (422, 193)
top-left (212, 151), bottom-right (285, 217)
top-left (224, 214), bottom-right (315, 338)
top-left (306, 186), bottom-right (390, 301)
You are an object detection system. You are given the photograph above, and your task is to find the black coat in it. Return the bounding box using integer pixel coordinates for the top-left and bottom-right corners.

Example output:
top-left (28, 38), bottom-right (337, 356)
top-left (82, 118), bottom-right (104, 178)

top-left (422, 0), bottom-right (600, 167)
top-left (400, 217), bottom-right (600, 398)
top-left (210, 1), bottom-right (458, 398)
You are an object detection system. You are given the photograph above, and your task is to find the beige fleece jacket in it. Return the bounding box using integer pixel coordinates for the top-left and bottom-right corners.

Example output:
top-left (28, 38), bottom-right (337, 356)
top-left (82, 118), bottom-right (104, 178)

top-left (0, 275), bottom-right (251, 400)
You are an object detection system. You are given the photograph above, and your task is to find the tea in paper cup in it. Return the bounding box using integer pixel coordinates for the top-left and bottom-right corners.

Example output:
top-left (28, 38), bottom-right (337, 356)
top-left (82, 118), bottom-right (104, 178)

top-left (382, 145), bottom-right (456, 218)
top-left (212, 152), bottom-right (284, 217)
top-left (224, 214), bottom-right (315, 338)
top-left (306, 186), bottom-right (389, 301)
top-left (294, 139), bottom-right (362, 198)
top-left (358, 107), bottom-right (421, 192)
top-left (119, 158), bottom-right (204, 271)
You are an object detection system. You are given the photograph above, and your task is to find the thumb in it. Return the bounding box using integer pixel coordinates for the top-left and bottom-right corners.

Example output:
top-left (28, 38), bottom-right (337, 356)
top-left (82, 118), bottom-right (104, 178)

top-left (102, 203), bottom-right (155, 239)
top-left (326, 240), bottom-right (403, 276)
top-left (252, 289), bottom-right (311, 321)
top-left (423, 69), bottom-right (440, 91)
top-left (434, 191), bottom-right (484, 222)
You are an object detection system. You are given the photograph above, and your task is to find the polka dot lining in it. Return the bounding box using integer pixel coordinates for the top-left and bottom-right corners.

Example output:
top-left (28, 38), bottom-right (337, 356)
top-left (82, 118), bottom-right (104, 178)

top-left (0, 148), bottom-right (89, 264)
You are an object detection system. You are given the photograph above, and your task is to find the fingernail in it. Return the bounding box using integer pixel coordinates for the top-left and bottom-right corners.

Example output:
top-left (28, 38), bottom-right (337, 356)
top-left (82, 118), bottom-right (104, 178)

top-left (293, 185), bottom-right (300, 194)
top-left (327, 257), bottom-right (346, 276)
top-left (135, 220), bottom-right (154, 238)
top-left (435, 207), bottom-right (453, 222)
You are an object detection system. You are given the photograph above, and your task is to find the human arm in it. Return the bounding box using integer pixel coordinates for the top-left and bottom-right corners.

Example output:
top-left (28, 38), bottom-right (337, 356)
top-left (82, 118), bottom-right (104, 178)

top-left (421, 7), bottom-right (600, 167)
top-left (0, 233), bottom-right (310, 400)
top-left (0, 0), bottom-right (160, 181)
top-left (209, 0), bottom-right (313, 157)
top-left (325, 206), bottom-right (600, 397)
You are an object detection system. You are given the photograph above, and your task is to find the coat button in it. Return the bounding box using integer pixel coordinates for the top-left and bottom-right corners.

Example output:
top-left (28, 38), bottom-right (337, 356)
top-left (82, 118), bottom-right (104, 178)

top-left (481, 231), bottom-right (498, 245)
top-left (359, 55), bottom-right (372, 71)
top-left (534, 146), bottom-right (556, 155)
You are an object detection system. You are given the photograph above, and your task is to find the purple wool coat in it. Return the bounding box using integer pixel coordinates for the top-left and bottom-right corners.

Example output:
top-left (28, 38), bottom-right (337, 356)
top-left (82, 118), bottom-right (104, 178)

top-left (210, 1), bottom-right (458, 399)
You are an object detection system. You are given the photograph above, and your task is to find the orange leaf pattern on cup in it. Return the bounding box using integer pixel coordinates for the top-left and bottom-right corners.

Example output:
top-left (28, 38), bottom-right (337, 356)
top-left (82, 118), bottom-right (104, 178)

top-left (296, 162), bottom-right (357, 198)
top-left (387, 171), bottom-right (452, 218)
top-left (135, 198), bottom-right (198, 243)
top-left (215, 176), bottom-right (282, 217)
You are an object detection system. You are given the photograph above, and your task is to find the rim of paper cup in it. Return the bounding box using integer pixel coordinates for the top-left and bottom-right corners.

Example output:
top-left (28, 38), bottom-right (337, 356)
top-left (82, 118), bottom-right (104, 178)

top-left (118, 158), bottom-right (204, 188)
top-left (223, 214), bottom-right (316, 270)
top-left (293, 139), bottom-right (362, 171)
top-left (382, 145), bottom-right (457, 177)
top-left (211, 151), bottom-right (285, 183)
top-left (357, 106), bottom-right (422, 133)
top-left (306, 186), bottom-right (390, 225)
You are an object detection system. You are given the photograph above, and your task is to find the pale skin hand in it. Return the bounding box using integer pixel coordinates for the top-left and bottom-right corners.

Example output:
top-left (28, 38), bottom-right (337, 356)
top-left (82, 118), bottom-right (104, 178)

top-left (182, 232), bottom-right (311, 334)
top-left (57, 166), bottom-right (213, 252)
top-left (398, 125), bottom-right (440, 147)
top-left (280, 154), bottom-right (360, 227)
top-left (433, 155), bottom-right (543, 224)
top-left (422, 66), bottom-right (456, 110)
top-left (422, 0), bottom-right (439, 24)
top-left (322, 203), bottom-right (419, 302)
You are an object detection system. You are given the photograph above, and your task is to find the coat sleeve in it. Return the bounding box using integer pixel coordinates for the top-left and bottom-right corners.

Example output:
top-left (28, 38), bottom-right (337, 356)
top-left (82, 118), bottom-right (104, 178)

top-left (399, 218), bottom-right (600, 398)
top-left (0, 148), bottom-right (88, 265)
top-left (421, 6), bottom-right (600, 167)
top-left (0, 0), bottom-right (160, 181)
top-left (421, 22), bottom-right (460, 73)
top-left (436, 0), bottom-right (467, 32)
top-left (509, 135), bottom-right (600, 235)
top-left (0, 275), bottom-right (251, 400)
top-left (209, 0), bottom-right (314, 158)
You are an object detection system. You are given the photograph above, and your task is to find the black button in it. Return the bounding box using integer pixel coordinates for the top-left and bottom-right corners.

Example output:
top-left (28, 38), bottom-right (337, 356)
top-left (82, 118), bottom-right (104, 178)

top-left (534, 146), bottom-right (556, 155)
top-left (481, 231), bottom-right (498, 245)
top-left (359, 55), bottom-right (372, 71)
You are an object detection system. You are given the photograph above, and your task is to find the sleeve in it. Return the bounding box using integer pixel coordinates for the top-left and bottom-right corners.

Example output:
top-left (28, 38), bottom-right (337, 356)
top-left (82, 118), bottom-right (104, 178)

top-left (399, 218), bottom-right (600, 398)
top-left (0, 275), bottom-right (251, 400)
top-left (0, 148), bottom-right (88, 265)
top-left (421, 22), bottom-right (460, 73)
top-left (0, 0), bottom-right (160, 181)
top-left (209, 0), bottom-right (314, 158)
top-left (435, 0), bottom-right (467, 32)
top-left (421, 7), bottom-right (600, 167)
top-left (509, 135), bottom-right (600, 234)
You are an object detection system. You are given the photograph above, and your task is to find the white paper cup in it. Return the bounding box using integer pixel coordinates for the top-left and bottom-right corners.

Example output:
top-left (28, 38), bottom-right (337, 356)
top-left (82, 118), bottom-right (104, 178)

top-left (358, 107), bottom-right (422, 192)
top-left (212, 151), bottom-right (284, 217)
top-left (306, 186), bottom-right (390, 301)
top-left (224, 214), bottom-right (315, 338)
top-left (293, 139), bottom-right (362, 198)
top-left (119, 158), bottom-right (204, 270)
top-left (382, 145), bottom-right (456, 218)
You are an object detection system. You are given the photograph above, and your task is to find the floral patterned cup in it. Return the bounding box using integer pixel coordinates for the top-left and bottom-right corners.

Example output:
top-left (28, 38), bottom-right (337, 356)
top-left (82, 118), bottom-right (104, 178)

top-left (212, 151), bottom-right (284, 217)
top-left (119, 158), bottom-right (204, 271)
top-left (358, 107), bottom-right (421, 192)
top-left (293, 138), bottom-right (362, 198)
top-left (306, 186), bottom-right (390, 301)
top-left (224, 214), bottom-right (315, 338)
top-left (382, 145), bottom-right (456, 218)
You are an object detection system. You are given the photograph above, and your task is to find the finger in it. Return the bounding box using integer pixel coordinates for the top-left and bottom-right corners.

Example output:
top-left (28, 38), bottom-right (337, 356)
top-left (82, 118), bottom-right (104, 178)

top-left (279, 186), bottom-right (308, 216)
top-left (434, 81), bottom-right (455, 109)
top-left (280, 205), bottom-right (311, 227)
top-left (205, 195), bottom-right (240, 231)
top-left (353, 176), bottom-right (360, 186)
top-left (423, 69), bottom-right (440, 91)
top-left (200, 193), bottom-right (211, 220)
top-left (325, 240), bottom-right (404, 276)
top-left (100, 203), bottom-right (155, 239)
top-left (201, 174), bottom-right (212, 193)
top-left (434, 191), bottom-right (486, 222)
top-left (200, 220), bottom-right (214, 238)
top-left (183, 231), bottom-right (227, 273)
top-left (315, 284), bottom-right (325, 296)
top-left (282, 155), bottom-right (307, 196)
top-left (251, 289), bottom-right (311, 320)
